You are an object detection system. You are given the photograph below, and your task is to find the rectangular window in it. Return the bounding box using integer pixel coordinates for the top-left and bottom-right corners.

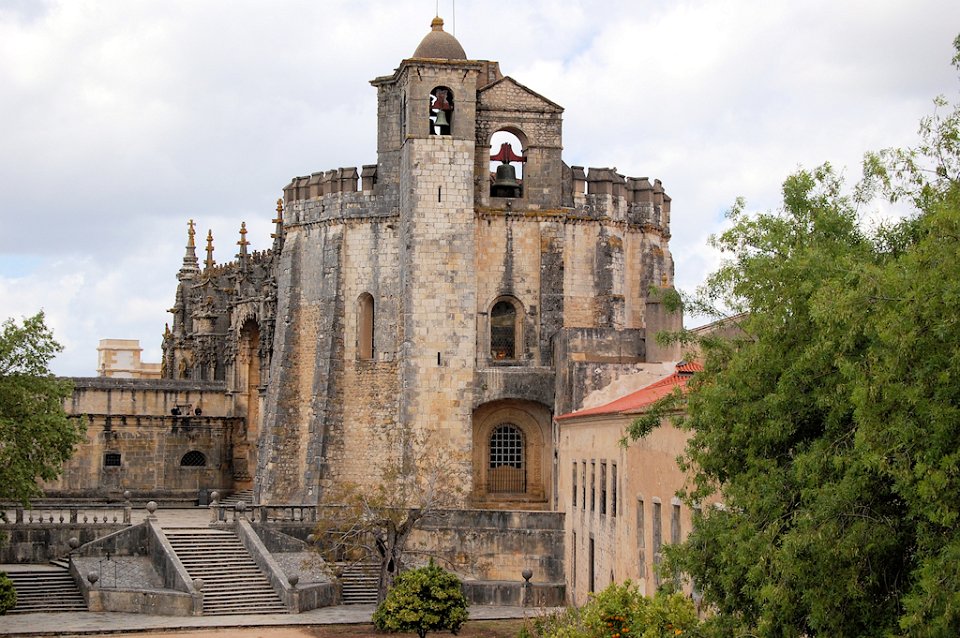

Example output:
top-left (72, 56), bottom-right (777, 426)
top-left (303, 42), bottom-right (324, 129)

top-left (572, 462), bottom-right (577, 508)
top-left (671, 503), bottom-right (682, 544)
top-left (581, 461), bottom-right (587, 508)
top-left (572, 531), bottom-right (577, 592)
top-left (637, 498), bottom-right (646, 578)
top-left (589, 536), bottom-right (595, 594)
top-left (104, 452), bottom-right (121, 467)
top-left (611, 464), bottom-right (618, 518)
top-left (600, 462), bottom-right (607, 516)
top-left (653, 501), bottom-right (662, 587)
top-left (590, 462), bottom-right (596, 512)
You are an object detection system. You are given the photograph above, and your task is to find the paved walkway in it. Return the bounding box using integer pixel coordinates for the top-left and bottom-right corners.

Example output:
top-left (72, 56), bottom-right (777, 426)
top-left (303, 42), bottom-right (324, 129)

top-left (0, 604), bottom-right (541, 636)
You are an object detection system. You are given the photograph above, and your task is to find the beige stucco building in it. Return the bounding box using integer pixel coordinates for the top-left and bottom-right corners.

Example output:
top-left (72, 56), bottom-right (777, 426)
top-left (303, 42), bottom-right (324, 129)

top-left (556, 362), bottom-right (708, 604)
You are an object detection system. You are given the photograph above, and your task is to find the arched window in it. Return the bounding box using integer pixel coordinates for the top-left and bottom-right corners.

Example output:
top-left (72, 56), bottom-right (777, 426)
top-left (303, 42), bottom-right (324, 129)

top-left (490, 299), bottom-right (519, 360)
top-left (489, 424), bottom-right (525, 493)
top-left (429, 87), bottom-right (453, 136)
top-left (358, 293), bottom-right (374, 360)
top-left (180, 450), bottom-right (207, 467)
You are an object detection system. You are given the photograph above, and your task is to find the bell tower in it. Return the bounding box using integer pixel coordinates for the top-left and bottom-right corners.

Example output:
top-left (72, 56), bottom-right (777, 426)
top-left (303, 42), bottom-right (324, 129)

top-left (370, 17), bottom-right (483, 477)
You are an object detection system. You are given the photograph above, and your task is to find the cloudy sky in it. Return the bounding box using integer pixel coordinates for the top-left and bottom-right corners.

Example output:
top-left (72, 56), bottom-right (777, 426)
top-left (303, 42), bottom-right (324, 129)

top-left (1, 0), bottom-right (958, 376)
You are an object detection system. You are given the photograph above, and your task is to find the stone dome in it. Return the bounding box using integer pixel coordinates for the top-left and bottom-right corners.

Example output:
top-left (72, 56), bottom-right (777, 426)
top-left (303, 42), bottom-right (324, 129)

top-left (412, 17), bottom-right (467, 60)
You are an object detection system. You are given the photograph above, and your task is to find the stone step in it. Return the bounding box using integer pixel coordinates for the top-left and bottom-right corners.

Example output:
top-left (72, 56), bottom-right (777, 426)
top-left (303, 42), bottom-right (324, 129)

top-left (6, 569), bottom-right (86, 614)
top-left (165, 527), bottom-right (285, 615)
top-left (340, 561), bottom-right (380, 605)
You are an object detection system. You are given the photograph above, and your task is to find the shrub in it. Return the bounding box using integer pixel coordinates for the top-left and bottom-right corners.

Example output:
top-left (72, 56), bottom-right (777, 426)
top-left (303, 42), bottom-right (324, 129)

top-left (528, 581), bottom-right (701, 638)
top-left (0, 572), bottom-right (16, 615)
top-left (372, 560), bottom-right (469, 638)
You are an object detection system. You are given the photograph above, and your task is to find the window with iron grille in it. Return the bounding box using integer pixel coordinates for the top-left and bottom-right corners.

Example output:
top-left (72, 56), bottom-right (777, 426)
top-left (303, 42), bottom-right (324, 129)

top-left (180, 450), bottom-right (207, 467)
top-left (104, 452), bottom-right (121, 467)
top-left (489, 424), bottom-right (524, 493)
top-left (490, 301), bottom-right (516, 360)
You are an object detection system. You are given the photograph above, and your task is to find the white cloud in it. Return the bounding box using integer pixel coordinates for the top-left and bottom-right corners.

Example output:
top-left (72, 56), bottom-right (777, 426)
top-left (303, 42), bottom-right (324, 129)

top-left (1, 0), bottom-right (958, 374)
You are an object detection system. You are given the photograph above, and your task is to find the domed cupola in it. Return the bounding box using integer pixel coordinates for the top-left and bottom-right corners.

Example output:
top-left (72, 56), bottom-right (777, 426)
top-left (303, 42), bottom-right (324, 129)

top-left (412, 17), bottom-right (467, 60)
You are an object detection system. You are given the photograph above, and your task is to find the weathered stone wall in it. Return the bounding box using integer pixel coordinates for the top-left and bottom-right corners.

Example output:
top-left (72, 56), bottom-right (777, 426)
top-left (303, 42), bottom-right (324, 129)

top-left (51, 380), bottom-right (238, 500)
top-left (397, 134), bottom-right (478, 493)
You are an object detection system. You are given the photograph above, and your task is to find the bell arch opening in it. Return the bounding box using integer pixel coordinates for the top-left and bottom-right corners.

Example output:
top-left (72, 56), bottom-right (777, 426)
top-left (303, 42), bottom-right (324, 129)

top-left (429, 86), bottom-right (454, 136)
top-left (489, 129), bottom-right (525, 198)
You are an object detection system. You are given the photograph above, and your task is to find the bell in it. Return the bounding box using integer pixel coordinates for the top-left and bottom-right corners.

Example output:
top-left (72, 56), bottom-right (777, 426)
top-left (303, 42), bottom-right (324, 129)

top-left (492, 163), bottom-right (521, 198)
top-left (432, 89), bottom-right (452, 111)
top-left (433, 109), bottom-right (449, 128)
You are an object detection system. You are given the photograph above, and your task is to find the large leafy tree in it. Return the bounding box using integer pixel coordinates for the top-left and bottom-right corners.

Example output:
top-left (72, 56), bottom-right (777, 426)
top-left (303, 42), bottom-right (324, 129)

top-left (0, 312), bottom-right (83, 505)
top-left (658, 38), bottom-right (960, 638)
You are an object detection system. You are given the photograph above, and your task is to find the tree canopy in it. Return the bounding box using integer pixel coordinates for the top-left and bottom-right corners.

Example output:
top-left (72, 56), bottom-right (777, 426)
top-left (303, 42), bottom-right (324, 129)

top-left (0, 312), bottom-right (83, 505)
top-left (657, 38), bottom-right (960, 638)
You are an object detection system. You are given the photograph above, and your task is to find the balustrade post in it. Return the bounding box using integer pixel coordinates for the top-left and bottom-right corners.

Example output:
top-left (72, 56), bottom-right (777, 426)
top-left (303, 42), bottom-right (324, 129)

top-left (15, 507), bottom-right (23, 524)
top-left (70, 508), bottom-right (78, 524)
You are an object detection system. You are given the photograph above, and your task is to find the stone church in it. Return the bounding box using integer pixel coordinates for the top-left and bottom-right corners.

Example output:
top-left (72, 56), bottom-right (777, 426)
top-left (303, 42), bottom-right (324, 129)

top-left (52, 18), bottom-right (679, 513)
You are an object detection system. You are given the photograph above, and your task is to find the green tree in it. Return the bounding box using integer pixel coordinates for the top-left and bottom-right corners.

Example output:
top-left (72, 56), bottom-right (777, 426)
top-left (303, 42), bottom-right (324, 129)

top-left (0, 312), bottom-right (83, 505)
top-left (648, 40), bottom-right (960, 638)
top-left (372, 559), bottom-right (468, 638)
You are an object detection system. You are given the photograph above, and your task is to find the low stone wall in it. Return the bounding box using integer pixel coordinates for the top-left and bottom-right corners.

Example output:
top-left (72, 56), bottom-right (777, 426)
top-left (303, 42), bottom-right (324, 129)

top-left (462, 580), bottom-right (565, 607)
top-left (412, 509), bottom-right (566, 583)
top-left (85, 587), bottom-right (195, 615)
top-left (245, 507), bottom-right (566, 589)
top-left (236, 520), bottom-right (337, 612)
top-left (0, 504), bottom-right (131, 563)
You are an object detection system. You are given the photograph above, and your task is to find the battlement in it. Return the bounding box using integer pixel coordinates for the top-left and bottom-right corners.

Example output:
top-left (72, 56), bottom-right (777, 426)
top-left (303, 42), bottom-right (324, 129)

top-left (283, 165), bottom-right (378, 204)
top-left (564, 166), bottom-right (671, 234)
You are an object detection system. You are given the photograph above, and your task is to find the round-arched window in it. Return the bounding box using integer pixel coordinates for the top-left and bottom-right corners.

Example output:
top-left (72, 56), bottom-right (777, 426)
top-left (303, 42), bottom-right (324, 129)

top-left (490, 300), bottom-right (517, 360)
top-left (180, 450), bottom-right (207, 467)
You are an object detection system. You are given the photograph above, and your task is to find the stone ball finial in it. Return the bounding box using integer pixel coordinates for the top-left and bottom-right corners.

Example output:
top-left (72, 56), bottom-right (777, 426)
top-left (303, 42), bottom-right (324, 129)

top-left (68, 537), bottom-right (80, 550)
top-left (235, 501), bottom-right (247, 512)
top-left (306, 534), bottom-right (316, 544)
top-left (210, 491), bottom-right (220, 503)
top-left (87, 571), bottom-right (99, 586)
top-left (146, 501), bottom-right (158, 516)
top-left (522, 568), bottom-right (533, 583)
top-left (193, 578), bottom-right (204, 591)
top-left (288, 574), bottom-right (299, 588)
top-left (123, 490), bottom-right (132, 501)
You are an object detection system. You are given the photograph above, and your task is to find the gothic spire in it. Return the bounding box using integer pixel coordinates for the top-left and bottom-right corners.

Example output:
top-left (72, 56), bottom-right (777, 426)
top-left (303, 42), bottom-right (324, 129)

top-left (271, 198), bottom-right (285, 253)
top-left (204, 229), bottom-right (215, 270)
top-left (237, 222), bottom-right (250, 270)
top-left (179, 219), bottom-right (200, 279)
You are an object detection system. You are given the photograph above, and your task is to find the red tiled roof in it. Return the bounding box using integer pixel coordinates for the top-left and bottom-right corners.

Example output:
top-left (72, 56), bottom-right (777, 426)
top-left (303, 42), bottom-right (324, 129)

top-left (555, 361), bottom-right (702, 421)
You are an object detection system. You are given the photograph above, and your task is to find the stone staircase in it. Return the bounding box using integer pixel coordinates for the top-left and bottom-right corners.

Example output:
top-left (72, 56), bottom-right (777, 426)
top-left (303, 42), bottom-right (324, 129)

top-left (5, 567), bottom-right (86, 613)
top-left (340, 561), bottom-right (379, 604)
top-left (164, 528), bottom-right (286, 615)
top-left (218, 489), bottom-right (254, 506)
